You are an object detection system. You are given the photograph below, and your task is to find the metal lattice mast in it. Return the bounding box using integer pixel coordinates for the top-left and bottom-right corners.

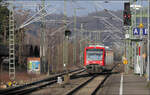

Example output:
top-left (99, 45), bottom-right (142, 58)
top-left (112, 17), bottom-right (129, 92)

top-left (129, 0), bottom-right (134, 71)
top-left (80, 23), bottom-right (83, 65)
top-left (124, 0), bottom-right (134, 74)
top-left (124, 1), bottom-right (132, 74)
top-left (131, 1), bottom-right (134, 69)
top-left (139, 0), bottom-right (143, 76)
top-left (73, 8), bottom-right (77, 65)
top-left (129, 0), bottom-right (135, 72)
top-left (147, 0), bottom-right (150, 81)
top-left (40, 2), bottom-right (43, 73)
top-left (132, 1), bottom-right (137, 73)
top-left (63, 37), bottom-right (68, 70)
top-left (18, 29), bottom-right (24, 67)
top-left (9, 1), bottom-right (15, 80)
top-left (63, 0), bottom-right (68, 70)
top-left (40, 0), bottom-right (46, 73)
top-left (131, 2), bottom-right (136, 70)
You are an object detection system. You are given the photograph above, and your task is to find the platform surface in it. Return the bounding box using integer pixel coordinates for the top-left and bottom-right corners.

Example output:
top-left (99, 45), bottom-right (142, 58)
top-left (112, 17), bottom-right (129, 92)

top-left (98, 73), bottom-right (150, 95)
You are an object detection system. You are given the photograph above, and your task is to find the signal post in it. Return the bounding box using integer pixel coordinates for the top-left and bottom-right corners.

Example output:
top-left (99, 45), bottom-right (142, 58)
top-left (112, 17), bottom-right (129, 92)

top-left (63, 30), bottom-right (71, 85)
top-left (124, 0), bottom-right (149, 79)
top-left (123, 2), bottom-right (132, 74)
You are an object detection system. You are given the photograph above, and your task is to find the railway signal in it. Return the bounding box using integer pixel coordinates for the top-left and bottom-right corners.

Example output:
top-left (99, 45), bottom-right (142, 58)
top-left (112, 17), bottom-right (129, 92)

top-left (123, 2), bottom-right (131, 26)
top-left (65, 29), bottom-right (71, 38)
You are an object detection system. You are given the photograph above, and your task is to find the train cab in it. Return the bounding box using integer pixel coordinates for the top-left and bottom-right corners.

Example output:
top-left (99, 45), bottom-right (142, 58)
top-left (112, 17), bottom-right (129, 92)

top-left (84, 46), bottom-right (105, 73)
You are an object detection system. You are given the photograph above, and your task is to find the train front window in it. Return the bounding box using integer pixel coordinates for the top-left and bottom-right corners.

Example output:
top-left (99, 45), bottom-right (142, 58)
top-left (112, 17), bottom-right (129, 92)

top-left (86, 49), bottom-right (103, 61)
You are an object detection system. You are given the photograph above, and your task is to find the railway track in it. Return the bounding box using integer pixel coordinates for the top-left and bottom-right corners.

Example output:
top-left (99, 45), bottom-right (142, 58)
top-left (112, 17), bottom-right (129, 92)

top-left (0, 68), bottom-right (85, 95)
top-left (0, 63), bottom-right (118, 95)
top-left (66, 64), bottom-right (117, 95)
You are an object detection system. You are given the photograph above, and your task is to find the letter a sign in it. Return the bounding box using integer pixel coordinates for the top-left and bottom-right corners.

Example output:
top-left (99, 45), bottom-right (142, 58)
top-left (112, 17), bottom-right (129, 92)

top-left (133, 28), bottom-right (140, 35)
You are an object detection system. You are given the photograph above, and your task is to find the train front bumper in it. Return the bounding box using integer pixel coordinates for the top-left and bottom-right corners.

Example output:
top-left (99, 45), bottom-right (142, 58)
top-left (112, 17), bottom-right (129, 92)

top-left (86, 64), bottom-right (105, 73)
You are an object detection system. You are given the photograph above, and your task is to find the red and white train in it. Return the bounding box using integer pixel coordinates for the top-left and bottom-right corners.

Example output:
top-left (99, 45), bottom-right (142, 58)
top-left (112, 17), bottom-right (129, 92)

top-left (84, 45), bottom-right (114, 73)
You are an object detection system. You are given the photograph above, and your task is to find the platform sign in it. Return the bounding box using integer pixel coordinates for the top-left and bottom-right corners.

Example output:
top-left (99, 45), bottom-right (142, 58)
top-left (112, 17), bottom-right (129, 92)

top-left (142, 28), bottom-right (147, 35)
top-left (133, 28), bottom-right (140, 35)
top-left (27, 57), bottom-right (40, 74)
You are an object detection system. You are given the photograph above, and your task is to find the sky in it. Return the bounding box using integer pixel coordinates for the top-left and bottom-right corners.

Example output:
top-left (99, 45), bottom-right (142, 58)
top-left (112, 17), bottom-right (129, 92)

top-left (6, 0), bottom-right (149, 17)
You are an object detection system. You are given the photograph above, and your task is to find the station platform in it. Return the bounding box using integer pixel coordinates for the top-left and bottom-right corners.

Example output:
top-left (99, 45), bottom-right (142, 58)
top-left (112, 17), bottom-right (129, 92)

top-left (98, 73), bottom-right (150, 95)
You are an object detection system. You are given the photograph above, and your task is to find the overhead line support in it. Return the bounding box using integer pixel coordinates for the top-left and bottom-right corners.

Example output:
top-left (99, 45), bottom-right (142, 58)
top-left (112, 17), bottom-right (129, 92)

top-left (9, 1), bottom-right (15, 81)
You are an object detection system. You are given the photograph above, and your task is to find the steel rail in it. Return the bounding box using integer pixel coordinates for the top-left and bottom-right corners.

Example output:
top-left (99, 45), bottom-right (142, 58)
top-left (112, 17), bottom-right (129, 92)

top-left (0, 68), bottom-right (85, 95)
top-left (91, 64), bottom-right (117, 95)
top-left (1, 64), bottom-right (118, 95)
top-left (4, 69), bottom-right (86, 95)
top-left (3, 80), bottom-right (57, 95)
top-left (66, 75), bottom-right (98, 95)
top-left (66, 64), bottom-right (118, 95)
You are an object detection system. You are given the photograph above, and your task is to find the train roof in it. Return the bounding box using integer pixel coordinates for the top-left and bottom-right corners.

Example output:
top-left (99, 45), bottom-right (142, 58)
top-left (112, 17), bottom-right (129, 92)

top-left (87, 45), bottom-right (112, 51)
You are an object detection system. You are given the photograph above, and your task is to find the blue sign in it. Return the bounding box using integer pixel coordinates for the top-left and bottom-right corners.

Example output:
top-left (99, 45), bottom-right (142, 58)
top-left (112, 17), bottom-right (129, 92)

top-left (133, 28), bottom-right (140, 35)
top-left (32, 61), bottom-right (40, 70)
top-left (142, 28), bottom-right (147, 35)
top-left (28, 60), bottom-right (40, 72)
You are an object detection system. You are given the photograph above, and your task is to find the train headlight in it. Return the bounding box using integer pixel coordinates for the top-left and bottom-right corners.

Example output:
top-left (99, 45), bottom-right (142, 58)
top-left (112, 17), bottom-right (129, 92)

top-left (86, 61), bottom-right (89, 64)
top-left (99, 61), bottom-right (102, 64)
